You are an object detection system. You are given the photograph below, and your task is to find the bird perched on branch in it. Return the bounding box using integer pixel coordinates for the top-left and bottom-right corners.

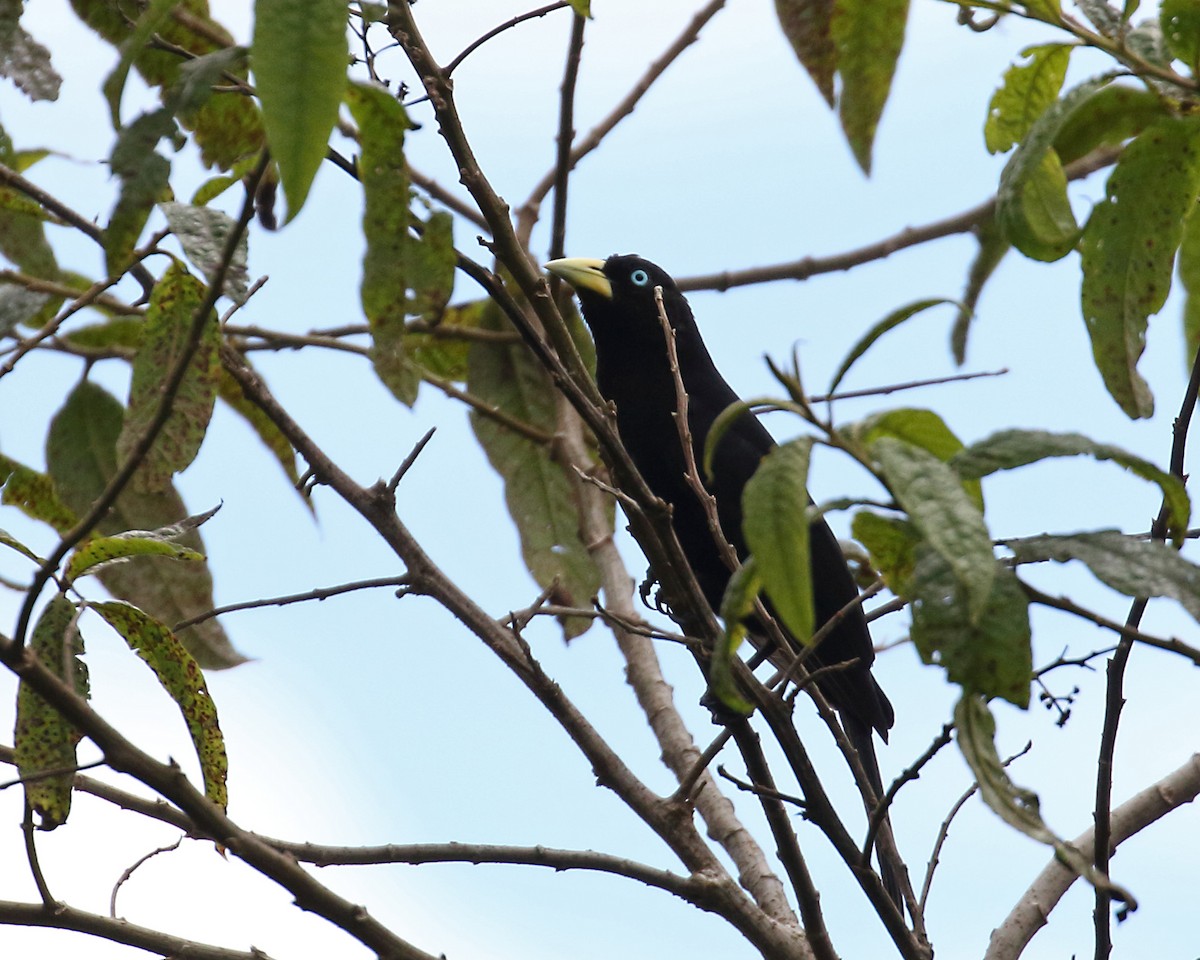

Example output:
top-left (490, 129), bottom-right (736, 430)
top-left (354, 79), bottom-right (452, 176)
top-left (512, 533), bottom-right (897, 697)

top-left (545, 253), bottom-right (899, 904)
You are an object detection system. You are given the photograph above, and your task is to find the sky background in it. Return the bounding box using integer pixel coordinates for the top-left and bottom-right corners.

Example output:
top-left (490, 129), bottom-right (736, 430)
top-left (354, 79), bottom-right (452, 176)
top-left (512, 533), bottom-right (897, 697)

top-left (1, 1), bottom-right (1198, 958)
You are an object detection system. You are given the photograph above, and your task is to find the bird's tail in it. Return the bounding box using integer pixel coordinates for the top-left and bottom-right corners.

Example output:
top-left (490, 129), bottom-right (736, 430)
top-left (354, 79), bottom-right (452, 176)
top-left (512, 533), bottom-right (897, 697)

top-left (844, 714), bottom-right (904, 910)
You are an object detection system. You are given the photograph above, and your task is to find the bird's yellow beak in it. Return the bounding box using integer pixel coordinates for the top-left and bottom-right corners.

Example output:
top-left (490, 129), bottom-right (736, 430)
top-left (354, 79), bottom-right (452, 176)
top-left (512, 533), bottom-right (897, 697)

top-left (544, 257), bottom-right (612, 299)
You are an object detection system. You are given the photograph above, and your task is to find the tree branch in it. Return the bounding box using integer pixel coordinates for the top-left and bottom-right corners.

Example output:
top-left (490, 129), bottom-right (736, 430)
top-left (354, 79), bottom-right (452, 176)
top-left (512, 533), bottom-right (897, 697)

top-left (988, 754), bottom-right (1200, 960)
top-left (676, 146), bottom-right (1121, 292)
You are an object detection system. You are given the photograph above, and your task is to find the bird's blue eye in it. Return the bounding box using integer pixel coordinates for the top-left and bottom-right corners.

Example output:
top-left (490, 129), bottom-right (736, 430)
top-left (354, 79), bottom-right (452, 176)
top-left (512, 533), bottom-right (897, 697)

top-left (630, 269), bottom-right (650, 286)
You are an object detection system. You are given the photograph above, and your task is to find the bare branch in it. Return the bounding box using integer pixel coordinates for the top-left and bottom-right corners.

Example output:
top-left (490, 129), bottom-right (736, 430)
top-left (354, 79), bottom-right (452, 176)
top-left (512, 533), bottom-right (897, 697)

top-left (676, 147), bottom-right (1121, 292)
top-left (1094, 334), bottom-right (1200, 956)
top-left (0, 898), bottom-right (278, 959)
top-left (988, 754), bottom-right (1200, 960)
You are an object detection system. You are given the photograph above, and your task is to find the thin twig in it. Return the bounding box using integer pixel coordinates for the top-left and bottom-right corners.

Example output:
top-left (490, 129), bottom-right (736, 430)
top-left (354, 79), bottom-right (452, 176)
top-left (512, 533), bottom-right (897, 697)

top-left (22, 805), bottom-right (54, 906)
top-left (862, 724), bottom-right (954, 867)
top-left (7, 156), bottom-right (268, 658)
top-left (677, 147), bottom-right (1121, 292)
top-left (172, 576), bottom-right (413, 632)
top-left (1094, 334), bottom-right (1200, 957)
top-left (548, 11), bottom-right (586, 265)
top-left (519, 0), bottom-right (728, 232)
top-left (110, 837), bottom-right (184, 918)
top-left (387, 427), bottom-right (438, 494)
top-left (1023, 583), bottom-right (1200, 665)
top-left (444, 3), bottom-right (568, 77)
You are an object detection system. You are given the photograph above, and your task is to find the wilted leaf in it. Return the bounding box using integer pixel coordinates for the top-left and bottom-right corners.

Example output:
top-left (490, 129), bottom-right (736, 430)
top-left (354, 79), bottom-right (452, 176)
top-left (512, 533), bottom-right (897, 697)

top-left (160, 201), bottom-right (249, 302)
top-left (252, 0), bottom-right (346, 220)
top-left (955, 693), bottom-right (1135, 904)
top-left (1081, 115), bottom-right (1200, 419)
top-left (742, 438), bottom-right (814, 645)
top-left (830, 0), bottom-right (909, 173)
top-left (953, 216), bottom-right (1010, 363)
top-left (0, 452), bottom-right (77, 532)
top-left (985, 44), bottom-right (1071, 155)
top-left (952, 428), bottom-right (1190, 542)
top-left (15, 593), bottom-right (87, 829)
top-left (0, 1), bottom-right (61, 102)
top-left (47, 380), bottom-right (246, 668)
top-left (93, 600), bottom-right (228, 809)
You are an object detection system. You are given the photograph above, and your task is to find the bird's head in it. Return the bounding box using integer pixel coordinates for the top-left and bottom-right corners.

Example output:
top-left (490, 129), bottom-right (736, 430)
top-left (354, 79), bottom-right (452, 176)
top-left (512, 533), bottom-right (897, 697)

top-left (544, 255), bottom-right (691, 339)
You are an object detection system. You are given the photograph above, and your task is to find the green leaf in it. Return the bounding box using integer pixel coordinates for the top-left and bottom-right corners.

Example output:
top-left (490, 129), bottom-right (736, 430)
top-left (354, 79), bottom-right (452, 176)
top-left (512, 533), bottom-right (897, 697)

top-left (1052, 85), bottom-right (1165, 165)
top-left (345, 80), bottom-right (416, 403)
top-left (0, 527), bottom-right (42, 564)
top-left (70, 0), bottom-right (264, 169)
top-left (1081, 115), bottom-right (1200, 419)
top-left (871, 436), bottom-right (995, 621)
top-left (408, 299), bottom-right (487, 382)
top-left (996, 78), bottom-right (1111, 262)
top-left (67, 534), bottom-right (204, 583)
top-left (62, 316), bottom-right (145, 351)
top-left (1180, 202), bottom-right (1200, 365)
top-left (953, 216), bottom-right (1010, 364)
top-left (850, 512), bottom-right (919, 595)
top-left (775, 0), bottom-right (836, 106)
top-left (951, 428), bottom-right (1190, 541)
top-left (831, 0), bottom-right (910, 173)
top-left (985, 44), bottom-right (1071, 155)
top-left (1163, 0), bottom-right (1200, 71)
top-left (712, 556), bottom-right (759, 716)
top-left (47, 380), bottom-right (247, 668)
top-left (252, 0), bottom-right (347, 220)
top-left (1007, 530), bottom-right (1200, 621)
top-left (467, 302), bottom-right (603, 640)
top-left (117, 262), bottom-right (220, 491)
top-left (160, 201), bottom-right (250, 303)
top-left (851, 407), bottom-right (983, 509)
top-left (0, 453), bottom-right (77, 533)
top-left (566, 0), bottom-right (592, 16)
top-left (15, 593), bottom-right (88, 829)
top-left (955, 694), bottom-right (1135, 904)
top-left (742, 438), bottom-right (815, 645)
top-left (102, 0), bottom-right (181, 127)
top-left (217, 365), bottom-right (302, 489)
top-left (828, 298), bottom-right (957, 394)
top-left (92, 601), bottom-right (228, 810)
top-left (1001, 147), bottom-right (1078, 262)
top-left (912, 552), bottom-right (1031, 706)
top-left (105, 108), bottom-right (175, 274)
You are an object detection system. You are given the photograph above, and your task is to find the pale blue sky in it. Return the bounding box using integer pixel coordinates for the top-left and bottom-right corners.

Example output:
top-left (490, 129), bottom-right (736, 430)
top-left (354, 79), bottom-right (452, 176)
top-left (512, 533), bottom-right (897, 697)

top-left (1, 2), bottom-right (1197, 958)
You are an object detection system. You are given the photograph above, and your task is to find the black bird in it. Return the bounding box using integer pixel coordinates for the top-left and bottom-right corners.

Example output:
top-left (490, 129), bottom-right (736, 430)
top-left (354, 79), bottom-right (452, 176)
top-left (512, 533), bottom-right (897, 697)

top-left (545, 254), bottom-right (899, 902)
